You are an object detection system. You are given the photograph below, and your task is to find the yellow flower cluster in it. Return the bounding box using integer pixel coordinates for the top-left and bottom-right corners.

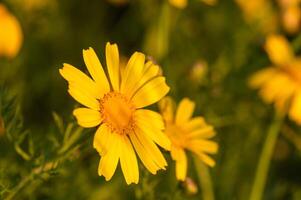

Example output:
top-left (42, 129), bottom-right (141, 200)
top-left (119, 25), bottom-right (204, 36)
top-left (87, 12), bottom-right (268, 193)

top-left (60, 42), bottom-right (218, 184)
top-left (236, 0), bottom-right (301, 34)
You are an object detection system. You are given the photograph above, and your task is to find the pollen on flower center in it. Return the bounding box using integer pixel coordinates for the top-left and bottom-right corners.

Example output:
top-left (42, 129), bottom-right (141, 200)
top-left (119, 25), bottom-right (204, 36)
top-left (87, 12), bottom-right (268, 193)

top-left (100, 92), bottom-right (135, 135)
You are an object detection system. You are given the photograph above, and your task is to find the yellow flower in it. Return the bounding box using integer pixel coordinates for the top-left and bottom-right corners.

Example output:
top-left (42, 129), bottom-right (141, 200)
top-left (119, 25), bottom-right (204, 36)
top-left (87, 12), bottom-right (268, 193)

top-left (282, 6), bottom-right (301, 34)
top-left (235, 0), bottom-right (277, 34)
top-left (249, 35), bottom-right (301, 124)
top-left (59, 42), bottom-right (171, 184)
top-left (0, 4), bottom-right (23, 58)
top-left (278, 0), bottom-right (301, 34)
top-left (168, 0), bottom-right (217, 9)
top-left (159, 97), bottom-right (218, 181)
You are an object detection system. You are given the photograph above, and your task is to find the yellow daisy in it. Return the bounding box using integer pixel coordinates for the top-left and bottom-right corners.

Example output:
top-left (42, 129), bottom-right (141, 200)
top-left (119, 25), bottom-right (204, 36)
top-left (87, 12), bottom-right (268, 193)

top-left (59, 42), bottom-right (171, 184)
top-left (159, 97), bottom-right (218, 181)
top-left (0, 4), bottom-right (23, 58)
top-left (249, 34), bottom-right (301, 124)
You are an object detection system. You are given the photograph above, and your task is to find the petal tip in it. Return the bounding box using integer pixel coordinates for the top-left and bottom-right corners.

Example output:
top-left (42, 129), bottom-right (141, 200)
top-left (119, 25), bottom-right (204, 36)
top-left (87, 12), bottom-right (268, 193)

top-left (58, 68), bottom-right (64, 77)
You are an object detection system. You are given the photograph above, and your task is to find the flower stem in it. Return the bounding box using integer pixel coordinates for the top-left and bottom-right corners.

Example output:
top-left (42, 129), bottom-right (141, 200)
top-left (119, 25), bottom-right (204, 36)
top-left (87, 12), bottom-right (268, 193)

top-left (4, 161), bottom-right (56, 200)
top-left (249, 113), bottom-right (283, 200)
top-left (4, 172), bottom-right (33, 200)
top-left (194, 156), bottom-right (215, 200)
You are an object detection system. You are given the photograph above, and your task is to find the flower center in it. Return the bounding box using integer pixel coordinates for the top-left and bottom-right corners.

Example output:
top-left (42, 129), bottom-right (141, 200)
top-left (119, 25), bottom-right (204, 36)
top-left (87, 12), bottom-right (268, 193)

top-left (165, 123), bottom-right (187, 147)
top-left (282, 63), bottom-right (301, 84)
top-left (100, 92), bottom-right (135, 135)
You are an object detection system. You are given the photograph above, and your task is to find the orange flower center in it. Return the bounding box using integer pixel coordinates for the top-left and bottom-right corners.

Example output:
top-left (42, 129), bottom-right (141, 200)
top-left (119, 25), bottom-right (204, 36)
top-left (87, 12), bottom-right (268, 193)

top-left (165, 123), bottom-right (187, 148)
top-left (283, 64), bottom-right (301, 84)
top-left (100, 92), bottom-right (135, 135)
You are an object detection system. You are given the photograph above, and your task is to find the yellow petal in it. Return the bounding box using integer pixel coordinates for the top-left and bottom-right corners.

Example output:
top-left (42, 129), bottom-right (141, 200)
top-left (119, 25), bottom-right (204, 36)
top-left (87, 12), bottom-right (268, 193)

top-left (132, 77), bottom-right (170, 108)
top-left (120, 135), bottom-right (139, 184)
top-left (68, 84), bottom-right (100, 110)
top-left (121, 52), bottom-right (145, 95)
top-left (73, 108), bottom-right (102, 128)
top-left (196, 153), bottom-right (216, 167)
top-left (249, 67), bottom-right (277, 89)
top-left (169, 0), bottom-right (187, 8)
top-left (129, 131), bottom-right (159, 174)
top-left (289, 90), bottom-right (301, 124)
top-left (59, 63), bottom-right (101, 99)
top-left (186, 126), bottom-right (215, 139)
top-left (182, 117), bottom-right (206, 132)
top-left (135, 109), bottom-right (164, 130)
top-left (106, 42), bottom-right (120, 91)
top-left (171, 146), bottom-right (187, 181)
top-left (175, 98), bottom-right (195, 125)
top-left (188, 139), bottom-right (219, 154)
top-left (265, 35), bottom-right (294, 66)
top-left (98, 133), bottom-right (120, 181)
top-left (93, 124), bottom-right (112, 155)
top-left (158, 97), bottom-right (176, 123)
top-left (83, 47), bottom-right (110, 96)
top-left (135, 110), bottom-right (171, 150)
top-left (127, 62), bottom-right (160, 98)
top-left (273, 76), bottom-right (297, 111)
top-left (134, 129), bottom-right (167, 169)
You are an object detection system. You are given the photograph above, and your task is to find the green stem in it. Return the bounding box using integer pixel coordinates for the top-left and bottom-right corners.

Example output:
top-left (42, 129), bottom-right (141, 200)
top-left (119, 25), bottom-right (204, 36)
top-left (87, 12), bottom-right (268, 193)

top-left (143, 1), bottom-right (171, 60)
top-left (4, 172), bottom-right (34, 200)
top-left (157, 1), bottom-right (170, 60)
top-left (194, 156), bottom-right (215, 200)
top-left (4, 161), bottom-right (56, 200)
top-left (249, 113), bottom-right (283, 200)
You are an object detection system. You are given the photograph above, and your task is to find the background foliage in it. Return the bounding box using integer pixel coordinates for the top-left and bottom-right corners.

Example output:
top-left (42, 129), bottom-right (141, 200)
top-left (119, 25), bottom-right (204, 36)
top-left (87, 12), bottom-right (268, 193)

top-left (1, 0), bottom-right (301, 199)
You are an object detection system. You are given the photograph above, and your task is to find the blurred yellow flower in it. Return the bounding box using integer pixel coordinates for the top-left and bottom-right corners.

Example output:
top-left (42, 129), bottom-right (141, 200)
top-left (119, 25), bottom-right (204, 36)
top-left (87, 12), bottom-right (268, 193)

top-left (249, 35), bottom-right (301, 124)
top-left (189, 60), bottom-right (208, 84)
top-left (159, 97), bottom-right (218, 181)
top-left (169, 0), bottom-right (217, 9)
top-left (237, 0), bottom-right (301, 34)
top-left (0, 4), bottom-right (23, 58)
top-left (235, 0), bottom-right (277, 34)
top-left (278, 0), bottom-right (301, 34)
top-left (60, 42), bottom-right (171, 184)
